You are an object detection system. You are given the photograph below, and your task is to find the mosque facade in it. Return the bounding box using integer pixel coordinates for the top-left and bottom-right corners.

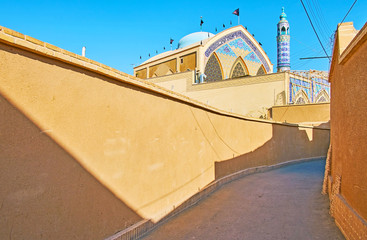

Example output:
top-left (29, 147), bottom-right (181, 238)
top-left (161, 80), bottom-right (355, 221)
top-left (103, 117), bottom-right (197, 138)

top-left (134, 24), bottom-right (272, 81)
top-left (133, 8), bottom-right (330, 118)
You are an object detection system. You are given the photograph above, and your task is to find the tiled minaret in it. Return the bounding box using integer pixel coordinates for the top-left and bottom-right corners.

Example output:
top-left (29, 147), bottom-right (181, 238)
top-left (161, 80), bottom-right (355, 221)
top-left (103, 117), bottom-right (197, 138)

top-left (277, 7), bottom-right (290, 72)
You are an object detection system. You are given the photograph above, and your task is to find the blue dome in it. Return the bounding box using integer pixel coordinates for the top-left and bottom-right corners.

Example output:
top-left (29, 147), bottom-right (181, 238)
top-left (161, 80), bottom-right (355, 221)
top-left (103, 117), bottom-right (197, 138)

top-left (177, 32), bottom-right (215, 49)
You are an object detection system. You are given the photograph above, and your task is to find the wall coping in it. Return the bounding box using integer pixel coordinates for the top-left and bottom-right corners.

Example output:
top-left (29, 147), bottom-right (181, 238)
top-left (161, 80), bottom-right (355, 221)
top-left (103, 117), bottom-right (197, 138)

top-left (270, 102), bottom-right (330, 109)
top-left (339, 21), bottom-right (367, 64)
top-left (0, 25), bottom-right (328, 131)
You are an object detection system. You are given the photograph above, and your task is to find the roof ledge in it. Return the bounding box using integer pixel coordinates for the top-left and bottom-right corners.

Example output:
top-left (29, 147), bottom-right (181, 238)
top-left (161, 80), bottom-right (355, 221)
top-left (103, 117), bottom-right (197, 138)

top-left (337, 22), bottom-right (367, 64)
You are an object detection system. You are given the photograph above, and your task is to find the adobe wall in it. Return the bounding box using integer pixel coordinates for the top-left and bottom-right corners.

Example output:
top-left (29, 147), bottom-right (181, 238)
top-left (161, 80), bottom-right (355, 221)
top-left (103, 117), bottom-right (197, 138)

top-left (151, 72), bottom-right (287, 118)
top-left (0, 26), bottom-right (329, 239)
top-left (269, 103), bottom-right (330, 124)
top-left (0, 94), bottom-right (142, 240)
top-left (327, 22), bottom-right (367, 239)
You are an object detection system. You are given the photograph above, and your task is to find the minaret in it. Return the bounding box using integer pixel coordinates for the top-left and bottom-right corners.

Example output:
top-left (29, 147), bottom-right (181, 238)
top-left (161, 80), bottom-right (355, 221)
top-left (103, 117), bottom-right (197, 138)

top-left (277, 7), bottom-right (290, 72)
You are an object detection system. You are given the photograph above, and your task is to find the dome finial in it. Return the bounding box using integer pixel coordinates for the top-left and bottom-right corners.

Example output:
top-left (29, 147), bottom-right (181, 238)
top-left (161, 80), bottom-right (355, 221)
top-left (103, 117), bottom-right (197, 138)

top-left (280, 7), bottom-right (287, 20)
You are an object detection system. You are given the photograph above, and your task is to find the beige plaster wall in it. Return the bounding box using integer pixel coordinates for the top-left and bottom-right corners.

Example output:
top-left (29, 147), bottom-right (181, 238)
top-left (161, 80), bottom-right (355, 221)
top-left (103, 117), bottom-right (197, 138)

top-left (180, 52), bottom-right (196, 72)
top-left (150, 72), bottom-right (287, 118)
top-left (149, 59), bottom-right (177, 78)
top-left (0, 94), bottom-right (142, 240)
top-left (187, 79), bottom-right (285, 118)
top-left (146, 70), bottom-right (277, 118)
top-left (136, 68), bottom-right (147, 79)
top-left (0, 28), bottom-right (329, 239)
top-left (269, 103), bottom-right (330, 124)
top-left (149, 71), bottom-right (194, 94)
top-left (328, 22), bottom-right (367, 239)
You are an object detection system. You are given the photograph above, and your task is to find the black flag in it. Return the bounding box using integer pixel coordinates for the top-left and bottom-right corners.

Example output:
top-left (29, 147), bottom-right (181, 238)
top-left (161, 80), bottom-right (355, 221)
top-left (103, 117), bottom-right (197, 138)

top-left (163, 47), bottom-right (166, 50)
top-left (170, 38), bottom-right (174, 44)
top-left (223, 24), bottom-right (225, 28)
top-left (215, 27), bottom-right (217, 32)
top-left (140, 56), bottom-right (142, 59)
top-left (230, 20), bottom-right (232, 25)
top-left (233, 8), bottom-right (239, 16)
top-left (200, 19), bottom-right (204, 26)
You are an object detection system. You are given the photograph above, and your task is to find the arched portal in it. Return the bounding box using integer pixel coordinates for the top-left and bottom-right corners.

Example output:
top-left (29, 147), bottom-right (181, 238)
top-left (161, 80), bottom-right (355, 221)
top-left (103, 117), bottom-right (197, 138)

top-left (204, 53), bottom-right (223, 82)
top-left (230, 57), bottom-right (248, 79)
top-left (256, 65), bottom-right (266, 75)
top-left (315, 90), bottom-right (330, 103)
top-left (294, 90), bottom-right (310, 105)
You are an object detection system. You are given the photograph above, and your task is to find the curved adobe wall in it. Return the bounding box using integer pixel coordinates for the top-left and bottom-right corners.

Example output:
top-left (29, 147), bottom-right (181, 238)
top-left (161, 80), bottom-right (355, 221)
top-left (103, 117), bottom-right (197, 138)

top-left (0, 28), bottom-right (329, 239)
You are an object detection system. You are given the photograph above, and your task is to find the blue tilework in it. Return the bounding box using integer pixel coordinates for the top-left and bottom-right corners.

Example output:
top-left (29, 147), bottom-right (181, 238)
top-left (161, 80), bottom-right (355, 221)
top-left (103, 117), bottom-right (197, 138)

top-left (290, 76), bottom-right (331, 103)
top-left (204, 30), bottom-right (270, 72)
top-left (244, 52), bottom-right (261, 64)
top-left (216, 44), bottom-right (237, 57)
top-left (290, 77), bottom-right (312, 103)
top-left (229, 38), bottom-right (252, 52)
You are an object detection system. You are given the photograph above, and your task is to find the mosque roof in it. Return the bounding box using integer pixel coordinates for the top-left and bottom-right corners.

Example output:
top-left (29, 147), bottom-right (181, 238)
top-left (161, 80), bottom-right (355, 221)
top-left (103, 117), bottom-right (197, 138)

top-left (177, 32), bottom-right (215, 49)
top-left (139, 32), bottom-right (215, 65)
top-left (136, 25), bottom-right (272, 72)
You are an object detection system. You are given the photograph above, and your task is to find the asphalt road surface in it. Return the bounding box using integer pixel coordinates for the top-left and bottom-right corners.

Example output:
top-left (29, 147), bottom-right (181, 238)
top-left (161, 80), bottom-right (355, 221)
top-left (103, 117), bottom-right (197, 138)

top-left (142, 160), bottom-right (344, 240)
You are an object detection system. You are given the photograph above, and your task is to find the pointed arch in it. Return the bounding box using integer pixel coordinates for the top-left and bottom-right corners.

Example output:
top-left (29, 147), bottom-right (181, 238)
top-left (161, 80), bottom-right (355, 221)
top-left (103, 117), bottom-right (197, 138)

top-left (230, 57), bottom-right (249, 79)
top-left (294, 90), bottom-right (310, 105)
top-left (281, 26), bottom-right (286, 34)
top-left (204, 29), bottom-right (272, 73)
top-left (204, 52), bottom-right (223, 82)
top-left (315, 90), bottom-right (330, 103)
top-left (256, 65), bottom-right (267, 75)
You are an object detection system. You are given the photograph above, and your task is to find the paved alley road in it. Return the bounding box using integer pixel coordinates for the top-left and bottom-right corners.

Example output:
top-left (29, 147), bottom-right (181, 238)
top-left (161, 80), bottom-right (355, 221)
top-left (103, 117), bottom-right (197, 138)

top-left (142, 160), bottom-right (344, 240)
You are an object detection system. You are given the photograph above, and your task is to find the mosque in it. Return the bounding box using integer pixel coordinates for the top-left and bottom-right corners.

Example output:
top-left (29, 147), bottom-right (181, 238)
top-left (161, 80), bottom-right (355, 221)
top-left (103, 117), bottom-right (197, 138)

top-left (134, 8), bottom-right (331, 119)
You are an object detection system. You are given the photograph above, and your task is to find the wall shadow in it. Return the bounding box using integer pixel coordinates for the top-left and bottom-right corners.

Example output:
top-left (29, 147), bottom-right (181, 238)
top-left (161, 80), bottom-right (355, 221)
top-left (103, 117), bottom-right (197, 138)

top-left (215, 123), bottom-right (330, 179)
top-left (0, 94), bottom-right (142, 240)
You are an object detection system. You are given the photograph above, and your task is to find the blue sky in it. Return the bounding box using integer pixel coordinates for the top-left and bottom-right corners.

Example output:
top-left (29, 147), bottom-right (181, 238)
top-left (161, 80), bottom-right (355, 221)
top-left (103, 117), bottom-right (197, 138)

top-left (1, 0), bottom-right (366, 75)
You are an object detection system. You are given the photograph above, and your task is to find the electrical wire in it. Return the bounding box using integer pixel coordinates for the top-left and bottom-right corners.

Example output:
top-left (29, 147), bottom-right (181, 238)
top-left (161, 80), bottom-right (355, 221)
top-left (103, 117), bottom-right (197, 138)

top-left (300, 0), bottom-right (331, 61)
top-left (340, 0), bottom-right (358, 24)
top-left (306, 0), bottom-right (331, 53)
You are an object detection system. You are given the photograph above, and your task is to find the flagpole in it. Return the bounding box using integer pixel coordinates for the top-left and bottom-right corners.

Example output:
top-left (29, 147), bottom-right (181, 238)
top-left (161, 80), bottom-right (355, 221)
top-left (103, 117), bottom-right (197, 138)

top-left (200, 16), bottom-right (203, 32)
top-left (238, 15), bottom-right (240, 25)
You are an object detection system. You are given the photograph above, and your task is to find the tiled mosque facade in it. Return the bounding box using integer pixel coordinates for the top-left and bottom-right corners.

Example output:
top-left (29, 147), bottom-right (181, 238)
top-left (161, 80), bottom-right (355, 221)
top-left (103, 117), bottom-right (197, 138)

top-left (289, 72), bottom-right (330, 104)
top-left (134, 8), bottom-right (330, 108)
top-left (203, 31), bottom-right (269, 81)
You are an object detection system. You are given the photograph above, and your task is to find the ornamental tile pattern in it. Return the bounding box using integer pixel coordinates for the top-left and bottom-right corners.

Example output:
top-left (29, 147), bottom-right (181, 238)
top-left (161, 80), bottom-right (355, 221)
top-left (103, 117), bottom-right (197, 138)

top-left (289, 76), bottom-right (330, 104)
top-left (257, 66), bottom-right (265, 75)
top-left (229, 38), bottom-right (252, 52)
top-left (231, 62), bottom-right (246, 78)
top-left (204, 31), bottom-right (270, 72)
top-left (205, 35), bottom-right (267, 78)
top-left (244, 52), bottom-right (261, 64)
top-left (290, 77), bottom-right (311, 103)
top-left (217, 44), bottom-right (237, 57)
top-left (231, 48), bottom-right (251, 60)
top-left (216, 52), bottom-right (237, 79)
top-left (244, 60), bottom-right (262, 76)
top-left (204, 54), bottom-right (222, 82)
